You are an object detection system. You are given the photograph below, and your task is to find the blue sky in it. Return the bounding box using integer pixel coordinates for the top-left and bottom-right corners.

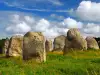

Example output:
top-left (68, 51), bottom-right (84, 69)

top-left (0, 0), bottom-right (79, 18)
top-left (0, 0), bottom-right (100, 38)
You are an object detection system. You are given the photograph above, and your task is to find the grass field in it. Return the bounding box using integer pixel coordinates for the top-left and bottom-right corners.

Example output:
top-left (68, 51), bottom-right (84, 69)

top-left (0, 50), bottom-right (100, 75)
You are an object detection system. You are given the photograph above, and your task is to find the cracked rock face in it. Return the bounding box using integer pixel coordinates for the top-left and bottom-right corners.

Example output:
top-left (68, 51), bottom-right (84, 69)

top-left (23, 32), bottom-right (46, 62)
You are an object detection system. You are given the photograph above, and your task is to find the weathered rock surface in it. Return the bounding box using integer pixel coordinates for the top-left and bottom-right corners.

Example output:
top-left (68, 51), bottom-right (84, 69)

top-left (45, 40), bottom-right (53, 52)
top-left (23, 32), bottom-right (46, 62)
top-left (53, 35), bottom-right (66, 51)
top-left (3, 38), bottom-right (9, 54)
top-left (6, 35), bottom-right (23, 57)
top-left (64, 28), bottom-right (87, 54)
top-left (86, 37), bottom-right (99, 50)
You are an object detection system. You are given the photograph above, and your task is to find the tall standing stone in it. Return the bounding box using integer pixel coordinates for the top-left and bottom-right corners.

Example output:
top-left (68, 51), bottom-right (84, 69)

top-left (53, 35), bottom-right (66, 51)
top-left (45, 40), bottom-right (53, 52)
top-left (3, 38), bottom-right (9, 54)
top-left (86, 37), bottom-right (99, 50)
top-left (23, 32), bottom-right (46, 62)
top-left (64, 28), bottom-right (87, 54)
top-left (6, 35), bottom-right (23, 57)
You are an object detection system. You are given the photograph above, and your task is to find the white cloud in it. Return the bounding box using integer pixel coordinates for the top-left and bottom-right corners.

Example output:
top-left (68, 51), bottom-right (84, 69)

top-left (50, 14), bottom-right (64, 20)
top-left (2, 0), bottom-right (63, 12)
top-left (43, 27), bottom-right (68, 38)
top-left (6, 14), bottom-right (31, 33)
top-left (84, 23), bottom-right (100, 33)
top-left (11, 14), bottom-right (20, 23)
top-left (3, 0), bottom-right (63, 7)
top-left (6, 21), bottom-right (31, 33)
top-left (48, 0), bottom-right (63, 6)
top-left (1, 11), bottom-right (100, 38)
top-left (34, 19), bottom-right (68, 38)
top-left (4, 12), bottom-right (67, 38)
top-left (15, 7), bottom-right (69, 13)
top-left (43, 29), bottom-right (59, 39)
top-left (24, 16), bottom-right (35, 24)
top-left (1, 0), bottom-right (71, 13)
top-left (76, 1), bottom-right (100, 22)
top-left (35, 19), bottom-right (50, 32)
top-left (62, 17), bottom-right (83, 28)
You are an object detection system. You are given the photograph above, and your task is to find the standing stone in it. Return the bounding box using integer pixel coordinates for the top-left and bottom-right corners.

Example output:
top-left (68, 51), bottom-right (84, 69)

top-left (53, 35), bottom-right (66, 51)
top-left (64, 28), bottom-right (87, 54)
top-left (86, 37), bottom-right (99, 50)
top-left (45, 40), bottom-right (53, 52)
top-left (23, 32), bottom-right (46, 62)
top-left (6, 35), bottom-right (23, 57)
top-left (3, 38), bottom-right (9, 54)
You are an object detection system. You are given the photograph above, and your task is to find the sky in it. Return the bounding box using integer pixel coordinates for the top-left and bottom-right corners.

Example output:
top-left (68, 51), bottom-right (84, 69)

top-left (0, 0), bottom-right (100, 39)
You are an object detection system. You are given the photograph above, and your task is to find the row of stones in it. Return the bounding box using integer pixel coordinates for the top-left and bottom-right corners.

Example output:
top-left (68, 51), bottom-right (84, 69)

top-left (54, 29), bottom-right (99, 52)
top-left (2, 28), bottom-right (99, 63)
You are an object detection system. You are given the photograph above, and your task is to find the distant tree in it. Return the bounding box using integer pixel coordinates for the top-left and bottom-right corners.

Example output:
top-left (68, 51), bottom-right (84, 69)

top-left (94, 37), bottom-right (100, 48)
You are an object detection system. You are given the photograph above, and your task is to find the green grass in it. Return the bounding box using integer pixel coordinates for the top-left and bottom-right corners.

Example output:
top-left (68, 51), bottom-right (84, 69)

top-left (1, 50), bottom-right (100, 75)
